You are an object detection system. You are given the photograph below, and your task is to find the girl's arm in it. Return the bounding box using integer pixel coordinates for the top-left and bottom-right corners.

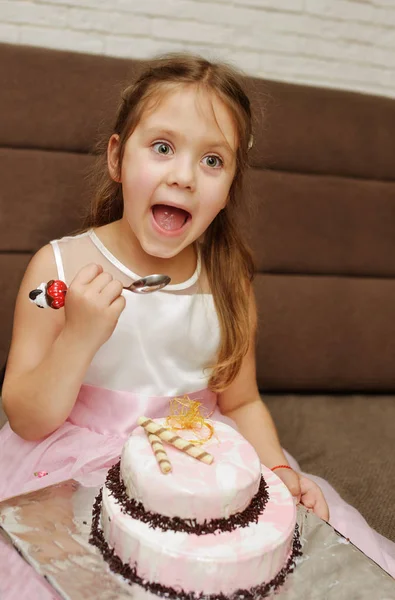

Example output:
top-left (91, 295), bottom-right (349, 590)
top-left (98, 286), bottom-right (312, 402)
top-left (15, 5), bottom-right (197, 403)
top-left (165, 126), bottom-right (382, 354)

top-left (217, 290), bottom-right (289, 470)
top-left (217, 288), bottom-right (330, 521)
top-left (2, 245), bottom-right (124, 441)
top-left (217, 287), bottom-right (303, 501)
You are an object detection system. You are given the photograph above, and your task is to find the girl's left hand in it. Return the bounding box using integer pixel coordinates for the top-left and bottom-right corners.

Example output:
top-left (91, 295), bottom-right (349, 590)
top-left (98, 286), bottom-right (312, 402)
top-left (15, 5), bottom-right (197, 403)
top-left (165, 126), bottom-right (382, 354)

top-left (298, 474), bottom-right (329, 521)
top-left (274, 468), bottom-right (330, 521)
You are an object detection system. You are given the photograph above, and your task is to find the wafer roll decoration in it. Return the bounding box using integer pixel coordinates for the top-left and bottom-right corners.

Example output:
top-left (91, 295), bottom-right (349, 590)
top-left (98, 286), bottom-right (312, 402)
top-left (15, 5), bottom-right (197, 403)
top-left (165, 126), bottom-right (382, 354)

top-left (138, 417), bottom-right (214, 465)
top-left (145, 431), bottom-right (172, 474)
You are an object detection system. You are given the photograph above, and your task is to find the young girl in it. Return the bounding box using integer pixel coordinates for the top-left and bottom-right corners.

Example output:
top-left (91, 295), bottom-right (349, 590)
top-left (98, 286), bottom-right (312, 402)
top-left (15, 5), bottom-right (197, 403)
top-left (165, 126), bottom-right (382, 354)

top-left (0, 54), bottom-right (394, 598)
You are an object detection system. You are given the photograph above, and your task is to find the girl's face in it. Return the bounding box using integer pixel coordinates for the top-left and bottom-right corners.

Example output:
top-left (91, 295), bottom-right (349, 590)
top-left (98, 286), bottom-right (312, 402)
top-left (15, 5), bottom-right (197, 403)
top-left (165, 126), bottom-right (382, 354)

top-left (108, 84), bottom-right (238, 260)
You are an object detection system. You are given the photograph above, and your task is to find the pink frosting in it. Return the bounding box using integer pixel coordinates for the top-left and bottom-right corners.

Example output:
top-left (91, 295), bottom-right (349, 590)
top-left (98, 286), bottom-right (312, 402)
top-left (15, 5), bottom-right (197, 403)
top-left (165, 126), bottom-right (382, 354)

top-left (120, 420), bottom-right (262, 521)
top-left (102, 465), bottom-right (296, 595)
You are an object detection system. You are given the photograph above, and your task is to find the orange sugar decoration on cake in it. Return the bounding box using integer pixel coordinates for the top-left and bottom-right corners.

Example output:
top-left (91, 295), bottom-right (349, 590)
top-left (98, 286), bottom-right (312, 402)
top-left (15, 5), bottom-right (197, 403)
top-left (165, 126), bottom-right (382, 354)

top-left (165, 395), bottom-right (215, 445)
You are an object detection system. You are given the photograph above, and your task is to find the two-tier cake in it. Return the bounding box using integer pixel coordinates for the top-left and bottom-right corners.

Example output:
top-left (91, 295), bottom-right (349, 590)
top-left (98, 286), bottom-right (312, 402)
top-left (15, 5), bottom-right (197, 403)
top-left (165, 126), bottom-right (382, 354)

top-left (90, 417), bottom-right (301, 598)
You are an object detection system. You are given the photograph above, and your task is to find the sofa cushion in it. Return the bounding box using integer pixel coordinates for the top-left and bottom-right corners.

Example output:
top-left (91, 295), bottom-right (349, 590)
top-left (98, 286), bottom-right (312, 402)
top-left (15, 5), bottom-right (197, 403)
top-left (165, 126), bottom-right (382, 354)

top-left (0, 148), bottom-right (92, 251)
top-left (254, 274), bottom-right (395, 391)
top-left (0, 254), bottom-right (32, 365)
top-left (0, 43), bottom-right (139, 153)
top-left (243, 169), bottom-right (395, 277)
top-left (2, 42), bottom-right (395, 181)
top-left (246, 76), bottom-right (395, 181)
top-left (263, 393), bottom-right (395, 541)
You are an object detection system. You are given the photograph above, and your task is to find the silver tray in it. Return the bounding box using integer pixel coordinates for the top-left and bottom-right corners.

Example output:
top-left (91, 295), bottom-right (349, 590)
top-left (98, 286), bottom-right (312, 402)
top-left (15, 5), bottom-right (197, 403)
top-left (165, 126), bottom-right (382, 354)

top-left (0, 480), bottom-right (394, 600)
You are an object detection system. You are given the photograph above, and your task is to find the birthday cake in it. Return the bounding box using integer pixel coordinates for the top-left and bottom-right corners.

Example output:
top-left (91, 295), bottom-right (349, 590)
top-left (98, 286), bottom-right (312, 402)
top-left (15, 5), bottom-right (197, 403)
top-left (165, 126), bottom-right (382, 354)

top-left (90, 406), bottom-right (301, 599)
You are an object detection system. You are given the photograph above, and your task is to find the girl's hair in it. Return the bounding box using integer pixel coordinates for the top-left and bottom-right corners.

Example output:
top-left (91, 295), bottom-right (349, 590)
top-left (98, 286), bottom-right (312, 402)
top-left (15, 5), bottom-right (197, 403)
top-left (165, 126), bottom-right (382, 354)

top-left (87, 53), bottom-right (255, 392)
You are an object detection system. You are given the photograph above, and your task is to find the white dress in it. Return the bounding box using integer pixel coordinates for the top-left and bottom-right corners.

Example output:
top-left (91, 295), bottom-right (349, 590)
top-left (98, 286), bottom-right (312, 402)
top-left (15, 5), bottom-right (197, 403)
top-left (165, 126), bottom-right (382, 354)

top-left (0, 230), bottom-right (394, 600)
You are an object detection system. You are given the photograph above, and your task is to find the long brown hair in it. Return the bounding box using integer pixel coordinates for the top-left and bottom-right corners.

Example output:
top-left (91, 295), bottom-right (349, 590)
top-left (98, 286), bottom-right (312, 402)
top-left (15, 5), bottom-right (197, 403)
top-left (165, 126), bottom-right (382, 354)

top-left (87, 53), bottom-right (255, 392)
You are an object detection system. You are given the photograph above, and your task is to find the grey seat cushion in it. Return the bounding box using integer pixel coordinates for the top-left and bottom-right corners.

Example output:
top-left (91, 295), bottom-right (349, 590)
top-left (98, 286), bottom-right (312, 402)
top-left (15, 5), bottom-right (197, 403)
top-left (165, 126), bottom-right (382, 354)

top-left (263, 393), bottom-right (395, 541)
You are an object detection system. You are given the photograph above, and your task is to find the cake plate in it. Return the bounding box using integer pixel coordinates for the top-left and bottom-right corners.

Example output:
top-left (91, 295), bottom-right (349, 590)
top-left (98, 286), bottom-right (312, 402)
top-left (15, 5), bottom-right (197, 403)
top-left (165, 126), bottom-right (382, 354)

top-left (0, 480), bottom-right (394, 600)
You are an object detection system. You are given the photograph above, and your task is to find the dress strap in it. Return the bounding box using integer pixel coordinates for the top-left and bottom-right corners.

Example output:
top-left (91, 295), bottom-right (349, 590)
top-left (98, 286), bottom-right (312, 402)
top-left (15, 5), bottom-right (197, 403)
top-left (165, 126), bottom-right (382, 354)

top-left (50, 240), bottom-right (66, 283)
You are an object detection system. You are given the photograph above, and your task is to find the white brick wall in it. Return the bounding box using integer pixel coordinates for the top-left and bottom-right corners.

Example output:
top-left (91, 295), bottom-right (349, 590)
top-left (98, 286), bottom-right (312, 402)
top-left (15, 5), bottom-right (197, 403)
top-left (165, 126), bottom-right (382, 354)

top-left (0, 0), bottom-right (394, 97)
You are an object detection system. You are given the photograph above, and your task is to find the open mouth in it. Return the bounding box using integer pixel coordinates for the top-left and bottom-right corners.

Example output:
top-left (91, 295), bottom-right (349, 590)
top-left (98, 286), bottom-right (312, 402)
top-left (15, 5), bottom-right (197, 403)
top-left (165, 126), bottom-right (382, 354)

top-left (151, 204), bottom-right (191, 233)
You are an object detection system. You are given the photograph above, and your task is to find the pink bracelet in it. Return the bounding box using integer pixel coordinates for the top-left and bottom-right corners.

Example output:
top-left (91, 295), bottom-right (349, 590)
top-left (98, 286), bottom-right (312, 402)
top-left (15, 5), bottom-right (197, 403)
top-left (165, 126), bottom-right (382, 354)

top-left (271, 464), bottom-right (292, 472)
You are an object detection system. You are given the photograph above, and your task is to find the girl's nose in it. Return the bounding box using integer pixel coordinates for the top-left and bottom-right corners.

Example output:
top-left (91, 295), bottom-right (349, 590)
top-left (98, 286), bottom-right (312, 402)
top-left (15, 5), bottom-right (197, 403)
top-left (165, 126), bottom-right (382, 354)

top-left (166, 157), bottom-right (195, 191)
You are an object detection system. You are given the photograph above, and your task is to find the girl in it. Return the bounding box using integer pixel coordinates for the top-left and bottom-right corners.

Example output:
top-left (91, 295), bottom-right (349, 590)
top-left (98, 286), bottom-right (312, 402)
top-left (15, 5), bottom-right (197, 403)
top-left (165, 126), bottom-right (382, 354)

top-left (0, 54), bottom-right (394, 598)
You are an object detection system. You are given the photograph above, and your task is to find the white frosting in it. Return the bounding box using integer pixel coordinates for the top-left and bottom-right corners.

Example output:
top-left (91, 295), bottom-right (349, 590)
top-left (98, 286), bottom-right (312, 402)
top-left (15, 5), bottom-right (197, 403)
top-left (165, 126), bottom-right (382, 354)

top-left (120, 420), bottom-right (261, 522)
top-left (101, 465), bottom-right (296, 596)
top-left (101, 421), bottom-right (297, 596)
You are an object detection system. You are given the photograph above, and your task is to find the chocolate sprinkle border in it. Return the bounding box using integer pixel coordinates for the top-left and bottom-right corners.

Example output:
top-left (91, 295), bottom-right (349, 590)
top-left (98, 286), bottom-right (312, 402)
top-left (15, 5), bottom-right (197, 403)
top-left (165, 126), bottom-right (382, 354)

top-left (90, 489), bottom-right (302, 600)
top-left (104, 460), bottom-right (269, 535)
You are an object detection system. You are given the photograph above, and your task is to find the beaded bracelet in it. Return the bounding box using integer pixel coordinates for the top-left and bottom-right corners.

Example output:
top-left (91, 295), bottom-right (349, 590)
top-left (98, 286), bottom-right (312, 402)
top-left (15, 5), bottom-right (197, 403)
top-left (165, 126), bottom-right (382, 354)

top-left (271, 465), bottom-right (292, 472)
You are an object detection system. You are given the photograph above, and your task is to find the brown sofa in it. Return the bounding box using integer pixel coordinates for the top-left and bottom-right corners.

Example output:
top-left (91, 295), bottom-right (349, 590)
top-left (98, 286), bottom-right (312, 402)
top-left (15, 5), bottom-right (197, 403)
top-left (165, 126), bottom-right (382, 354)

top-left (1, 42), bottom-right (394, 541)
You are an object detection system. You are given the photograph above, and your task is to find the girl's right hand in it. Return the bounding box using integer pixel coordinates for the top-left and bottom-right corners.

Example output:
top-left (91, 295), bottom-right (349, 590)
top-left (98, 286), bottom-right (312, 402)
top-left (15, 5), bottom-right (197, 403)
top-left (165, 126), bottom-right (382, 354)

top-left (63, 263), bottom-right (126, 352)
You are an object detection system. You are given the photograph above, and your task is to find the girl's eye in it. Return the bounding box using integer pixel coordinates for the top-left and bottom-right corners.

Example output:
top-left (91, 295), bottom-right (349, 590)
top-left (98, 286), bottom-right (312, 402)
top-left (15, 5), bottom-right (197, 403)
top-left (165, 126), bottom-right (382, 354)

top-left (152, 142), bottom-right (173, 155)
top-left (203, 155), bottom-right (223, 169)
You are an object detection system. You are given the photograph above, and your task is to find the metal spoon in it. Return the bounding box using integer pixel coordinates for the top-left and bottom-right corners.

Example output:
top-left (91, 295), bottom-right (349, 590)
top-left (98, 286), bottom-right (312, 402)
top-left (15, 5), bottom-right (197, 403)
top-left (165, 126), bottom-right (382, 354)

top-left (124, 274), bottom-right (171, 294)
top-left (29, 274), bottom-right (172, 310)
